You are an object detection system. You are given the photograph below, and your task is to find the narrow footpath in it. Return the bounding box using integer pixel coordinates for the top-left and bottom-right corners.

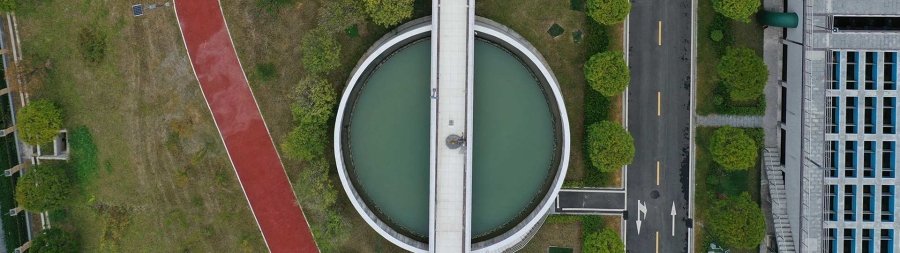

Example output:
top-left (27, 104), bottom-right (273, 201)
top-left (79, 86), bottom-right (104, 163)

top-left (173, 0), bottom-right (317, 252)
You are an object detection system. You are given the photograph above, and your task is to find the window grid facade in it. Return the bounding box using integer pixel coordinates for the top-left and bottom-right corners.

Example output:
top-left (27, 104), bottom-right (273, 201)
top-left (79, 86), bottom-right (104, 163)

top-left (824, 50), bottom-right (900, 253)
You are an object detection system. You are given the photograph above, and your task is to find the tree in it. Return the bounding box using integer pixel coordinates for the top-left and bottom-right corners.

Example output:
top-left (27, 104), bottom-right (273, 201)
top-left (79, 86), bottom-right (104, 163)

top-left (31, 228), bottom-right (80, 253)
top-left (282, 121), bottom-right (328, 162)
top-left (707, 192), bottom-right (766, 249)
top-left (0, 0), bottom-right (15, 12)
top-left (586, 121), bottom-right (635, 172)
top-left (710, 126), bottom-right (757, 170)
top-left (583, 228), bottom-right (624, 253)
top-left (291, 75), bottom-right (336, 125)
top-left (712, 0), bottom-right (761, 23)
top-left (586, 0), bottom-right (631, 25)
top-left (15, 163), bottom-right (70, 212)
top-left (717, 46), bottom-right (768, 101)
top-left (294, 158), bottom-right (348, 251)
top-left (16, 100), bottom-right (63, 146)
top-left (301, 28), bottom-right (341, 74)
top-left (363, 0), bottom-right (414, 27)
top-left (584, 51), bottom-right (630, 97)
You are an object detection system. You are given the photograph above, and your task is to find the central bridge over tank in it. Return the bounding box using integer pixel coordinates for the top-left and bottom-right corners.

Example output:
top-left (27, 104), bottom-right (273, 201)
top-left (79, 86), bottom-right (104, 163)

top-left (428, 0), bottom-right (475, 252)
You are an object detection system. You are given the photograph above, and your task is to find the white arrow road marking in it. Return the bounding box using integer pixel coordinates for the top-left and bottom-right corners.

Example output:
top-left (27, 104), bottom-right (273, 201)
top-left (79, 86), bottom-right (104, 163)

top-left (636, 200), bottom-right (647, 234)
top-left (670, 201), bottom-right (677, 236)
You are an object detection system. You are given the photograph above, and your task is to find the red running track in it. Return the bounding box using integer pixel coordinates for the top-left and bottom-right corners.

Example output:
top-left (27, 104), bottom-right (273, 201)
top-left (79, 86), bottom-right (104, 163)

top-left (173, 0), bottom-right (318, 252)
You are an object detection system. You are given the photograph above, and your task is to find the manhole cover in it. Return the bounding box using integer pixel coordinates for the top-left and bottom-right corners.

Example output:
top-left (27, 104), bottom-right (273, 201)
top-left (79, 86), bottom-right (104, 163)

top-left (651, 190), bottom-right (660, 199)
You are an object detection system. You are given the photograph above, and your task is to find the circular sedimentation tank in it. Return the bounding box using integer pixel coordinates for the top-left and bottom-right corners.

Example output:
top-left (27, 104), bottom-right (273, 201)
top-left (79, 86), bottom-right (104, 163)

top-left (334, 17), bottom-right (570, 252)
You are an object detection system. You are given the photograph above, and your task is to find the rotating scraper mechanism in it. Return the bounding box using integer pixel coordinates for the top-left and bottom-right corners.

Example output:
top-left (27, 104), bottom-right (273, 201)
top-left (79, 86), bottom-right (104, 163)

top-left (132, 2), bottom-right (171, 17)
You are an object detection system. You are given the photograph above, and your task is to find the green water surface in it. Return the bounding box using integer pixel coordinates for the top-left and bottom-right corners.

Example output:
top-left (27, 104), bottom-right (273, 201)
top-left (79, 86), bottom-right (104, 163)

top-left (348, 39), bottom-right (554, 239)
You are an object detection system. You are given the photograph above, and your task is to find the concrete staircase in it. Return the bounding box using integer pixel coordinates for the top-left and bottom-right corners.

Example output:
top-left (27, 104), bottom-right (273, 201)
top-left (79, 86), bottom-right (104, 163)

top-left (763, 148), bottom-right (796, 253)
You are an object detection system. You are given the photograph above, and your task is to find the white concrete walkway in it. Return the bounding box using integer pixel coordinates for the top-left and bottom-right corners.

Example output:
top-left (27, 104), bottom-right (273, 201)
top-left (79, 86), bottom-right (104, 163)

top-left (431, 0), bottom-right (473, 252)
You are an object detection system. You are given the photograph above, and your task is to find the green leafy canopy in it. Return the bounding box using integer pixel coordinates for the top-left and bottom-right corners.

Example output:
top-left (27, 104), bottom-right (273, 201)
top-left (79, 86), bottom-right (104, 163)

top-left (586, 0), bottom-right (632, 25)
top-left (16, 100), bottom-right (63, 146)
top-left (584, 51), bottom-right (630, 97)
top-left (707, 192), bottom-right (766, 249)
top-left (710, 126), bottom-right (757, 170)
top-left (586, 121), bottom-right (635, 172)
top-left (15, 163), bottom-right (71, 212)
top-left (363, 0), bottom-right (414, 27)
top-left (717, 46), bottom-right (768, 101)
top-left (712, 0), bottom-right (761, 23)
top-left (300, 28), bottom-right (342, 74)
top-left (583, 228), bottom-right (625, 253)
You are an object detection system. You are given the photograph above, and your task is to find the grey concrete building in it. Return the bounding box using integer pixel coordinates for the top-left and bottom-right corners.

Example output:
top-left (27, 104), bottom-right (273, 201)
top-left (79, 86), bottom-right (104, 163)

top-left (771, 0), bottom-right (900, 252)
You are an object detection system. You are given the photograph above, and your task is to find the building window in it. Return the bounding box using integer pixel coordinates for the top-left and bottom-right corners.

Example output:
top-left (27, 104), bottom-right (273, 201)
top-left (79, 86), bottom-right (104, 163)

top-left (845, 228), bottom-right (857, 253)
top-left (885, 97), bottom-right (896, 134)
top-left (830, 51), bottom-right (841, 89)
top-left (865, 52), bottom-right (876, 90)
top-left (882, 229), bottom-right (895, 253)
top-left (883, 185), bottom-right (895, 222)
top-left (863, 141), bottom-right (876, 178)
top-left (847, 52), bottom-right (859, 90)
top-left (847, 97), bottom-right (859, 134)
top-left (863, 229), bottom-right (874, 252)
top-left (863, 185), bottom-right (875, 221)
top-left (827, 228), bottom-right (838, 253)
top-left (828, 97), bottom-right (839, 133)
top-left (826, 141), bottom-right (839, 177)
top-left (845, 185), bottom-right (857, 221)
top-left (846, 141), bottom-right (858, 178)
top-left (886, 52), bottom-right (897, 90)
top-left (864, 97), bottom-right (876, 134)
top-left (827, 184), bottom-right (839, 221)
top-left (883, 141), bottom-right (895, 178)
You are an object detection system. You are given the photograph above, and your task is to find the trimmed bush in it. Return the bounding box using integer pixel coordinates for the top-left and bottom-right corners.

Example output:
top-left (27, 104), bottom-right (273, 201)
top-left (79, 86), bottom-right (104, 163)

top-left (16, 100), bottom-right (62, 146)
top-left (586, 121), bottom-right (635, 172)
top-left (710, 30), bottom-right (724, 42)
top-left (586, 0), bottom-right (631, 25)
top-left (584, 51), bottom-right (630, 97)
top-left (710, 126), bottom-right (757, 170)
top-left (707, 192), bottom-right (766, 249)
top-left (717, 46), bottom-right (767, 101)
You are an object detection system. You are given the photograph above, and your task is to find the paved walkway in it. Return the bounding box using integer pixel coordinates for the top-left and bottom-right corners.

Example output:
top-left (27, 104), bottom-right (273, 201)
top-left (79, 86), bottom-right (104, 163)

top-left (555, 188), bottom-right (626, 214)
top-left (173, 1), bottom-right (317, 252)
top-left (696, 114), bottom-right (764, 127)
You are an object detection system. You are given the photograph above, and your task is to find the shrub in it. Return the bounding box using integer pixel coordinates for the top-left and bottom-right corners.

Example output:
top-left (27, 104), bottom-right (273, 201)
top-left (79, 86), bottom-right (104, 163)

top-left (254, 63), bottom-right (277, 82)
top-left (717, 47), bottom-right (767, 101)
top-left (707, 192), bottom-right (766, 249)
top-left (583, 228), bottom-right (625, 253)
top-left (294, 158), bottom-right (348, 251)
top-left (712, 0), bottom-right (761, 23)
top-left (290, 75), bottom-right (336, 125)
top-left (319, 0), bottom-right (364, 33)
top-left (300, 28), bottom-right (341, 74)
top-left (281, 121), bottom-right (328, 162)
top-left (586, 0), bottom-right (631, 25)
top-left (710, 126), bottom-right (757, 170)
top-left (77, 27), bottom-right (107, 65)
top-left (584, 51), bottom-right (630, 97)
top-left (708, 14), bottom-right (735, 56)
top-left (31, 228), bottom-right (79, 253)
top-left (363, 0), bottom-right (414, 27)
top-left (710, 30), bottom-right (724, 42)
top-left (586, 121), bottom-right (635, 172)
top-left (16, 100), bottom-right (63, 146)
top-left (15, 163), bottom-right (70, 212)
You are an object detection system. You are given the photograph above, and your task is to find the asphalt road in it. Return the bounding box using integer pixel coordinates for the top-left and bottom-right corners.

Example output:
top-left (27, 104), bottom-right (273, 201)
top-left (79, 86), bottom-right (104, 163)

top-left (624, 0), bottom-right (693, 252)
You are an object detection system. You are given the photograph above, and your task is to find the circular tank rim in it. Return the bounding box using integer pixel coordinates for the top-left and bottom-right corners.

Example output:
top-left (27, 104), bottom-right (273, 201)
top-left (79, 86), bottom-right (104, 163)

top-left (332, 17), bottom-right (571, 253)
